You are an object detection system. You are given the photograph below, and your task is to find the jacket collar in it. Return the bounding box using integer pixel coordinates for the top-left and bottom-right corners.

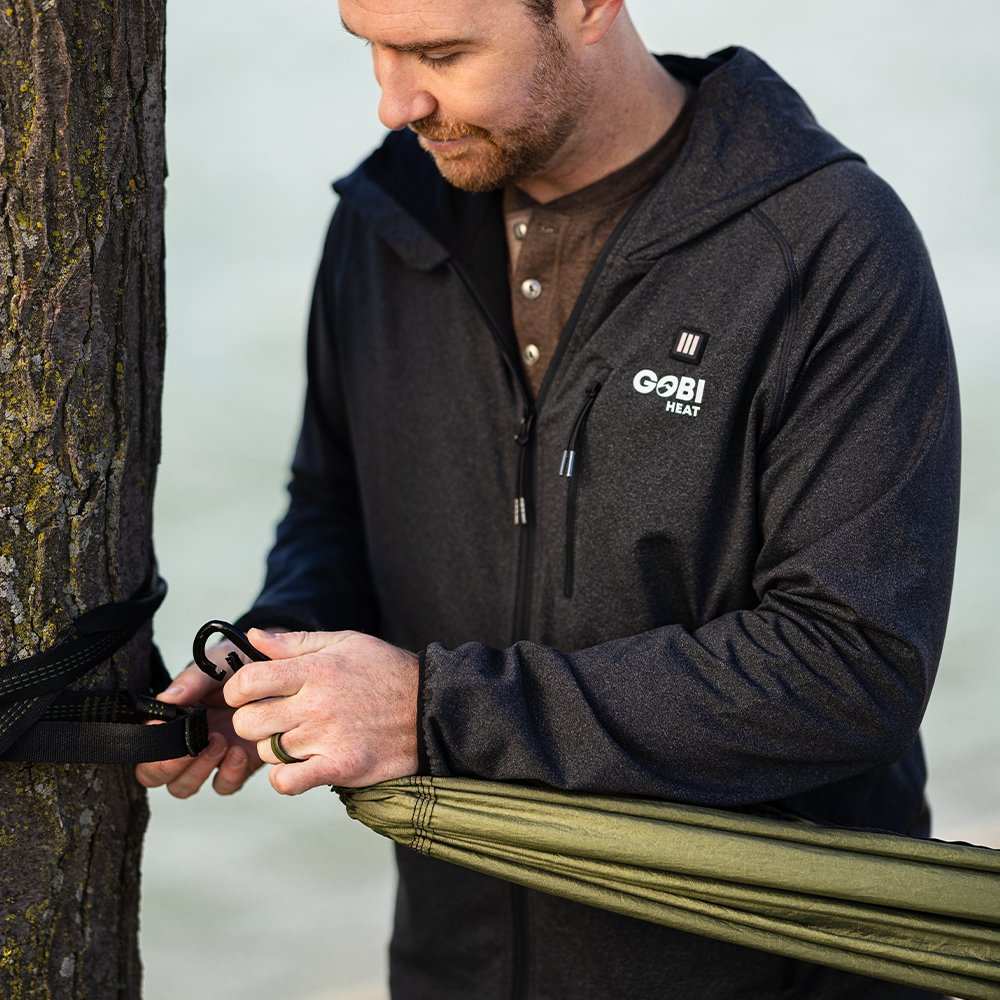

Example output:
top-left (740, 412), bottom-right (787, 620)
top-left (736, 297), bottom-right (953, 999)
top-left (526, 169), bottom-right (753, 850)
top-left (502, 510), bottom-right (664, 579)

top-left (331, 46), bottom-right (865, 270)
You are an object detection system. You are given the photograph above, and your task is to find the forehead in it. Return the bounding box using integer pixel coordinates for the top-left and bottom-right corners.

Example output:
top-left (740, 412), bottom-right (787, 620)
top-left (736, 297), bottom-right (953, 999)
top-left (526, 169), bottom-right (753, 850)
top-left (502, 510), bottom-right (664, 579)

top-left (338, 0), bottom-right (508, 45)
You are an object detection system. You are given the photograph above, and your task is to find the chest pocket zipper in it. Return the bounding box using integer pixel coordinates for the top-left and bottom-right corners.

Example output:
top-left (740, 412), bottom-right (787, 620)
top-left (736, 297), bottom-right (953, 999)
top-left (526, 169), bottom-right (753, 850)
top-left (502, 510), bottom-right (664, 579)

top-left (559, 379), bottom-right (603, 599)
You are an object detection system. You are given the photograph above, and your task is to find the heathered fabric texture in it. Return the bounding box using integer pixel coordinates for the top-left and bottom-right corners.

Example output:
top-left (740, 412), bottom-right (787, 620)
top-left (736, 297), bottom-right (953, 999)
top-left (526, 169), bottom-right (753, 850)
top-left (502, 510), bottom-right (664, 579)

top-left (234, 46), bottom-right (960, 1000)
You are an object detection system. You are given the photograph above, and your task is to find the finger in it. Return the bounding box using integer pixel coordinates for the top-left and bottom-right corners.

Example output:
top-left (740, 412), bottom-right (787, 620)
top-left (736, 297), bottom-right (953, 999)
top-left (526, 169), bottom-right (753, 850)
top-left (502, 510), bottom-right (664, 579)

top-left (232, 696), bottom-right (304, 743)
top-left (165, 732), bottom-right (229, 799)
top-left (256, 726), bottom-right (310, 766)
top-left (268, 756), bottom-right (335, 796)
top-left (246, 627), bottom-right (356, 660)
top-left (135, 753), bottom-right (195, 788)
top-left (156, 661), bottom-right (224, 706)
top-left (223, 659), bottom-right (306, 708)
top-left (135, 723), bottom-right (201, 788)
top-left (212, 745), bottom-right (252, 796)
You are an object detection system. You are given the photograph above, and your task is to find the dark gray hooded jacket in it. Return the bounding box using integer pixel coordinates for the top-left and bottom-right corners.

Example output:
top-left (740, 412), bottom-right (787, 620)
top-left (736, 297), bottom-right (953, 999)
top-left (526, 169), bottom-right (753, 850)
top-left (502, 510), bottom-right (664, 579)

top-left (234, 46), bottom-right (960, 1000)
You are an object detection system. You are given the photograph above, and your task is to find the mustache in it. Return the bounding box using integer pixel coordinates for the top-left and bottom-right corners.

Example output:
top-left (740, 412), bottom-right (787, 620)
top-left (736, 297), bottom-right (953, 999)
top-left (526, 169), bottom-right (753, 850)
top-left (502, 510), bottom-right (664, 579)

top-left (409, 118), bottom-right (489, 141)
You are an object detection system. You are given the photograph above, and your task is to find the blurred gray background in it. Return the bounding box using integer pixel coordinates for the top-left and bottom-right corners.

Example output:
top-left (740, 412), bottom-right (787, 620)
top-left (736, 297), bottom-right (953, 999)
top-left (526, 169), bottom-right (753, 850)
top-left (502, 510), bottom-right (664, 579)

top-left (142, 2), bottom-right (1000, 997)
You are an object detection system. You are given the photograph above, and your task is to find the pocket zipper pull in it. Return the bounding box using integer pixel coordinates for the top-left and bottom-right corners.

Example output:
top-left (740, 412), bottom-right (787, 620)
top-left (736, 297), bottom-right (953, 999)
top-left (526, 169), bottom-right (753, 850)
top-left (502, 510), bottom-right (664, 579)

top-left (560, 380), bottom-right (603, 599)
top-left (559, 381), bottom-right (603, 480)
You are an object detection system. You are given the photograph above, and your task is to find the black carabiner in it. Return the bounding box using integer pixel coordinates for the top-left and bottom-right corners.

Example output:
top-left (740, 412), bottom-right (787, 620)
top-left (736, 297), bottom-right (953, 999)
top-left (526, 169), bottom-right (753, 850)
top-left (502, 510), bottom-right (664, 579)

top-left (192, 620), bottom-right (271, 683)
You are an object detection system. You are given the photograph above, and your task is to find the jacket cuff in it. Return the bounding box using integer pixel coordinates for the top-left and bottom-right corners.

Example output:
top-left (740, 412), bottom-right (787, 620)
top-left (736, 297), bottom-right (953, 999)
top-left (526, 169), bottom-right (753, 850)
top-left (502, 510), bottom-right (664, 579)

top-left (231, 604), bottom-right (318, 635)
top-left (415, 646), bottom-right (431, 775)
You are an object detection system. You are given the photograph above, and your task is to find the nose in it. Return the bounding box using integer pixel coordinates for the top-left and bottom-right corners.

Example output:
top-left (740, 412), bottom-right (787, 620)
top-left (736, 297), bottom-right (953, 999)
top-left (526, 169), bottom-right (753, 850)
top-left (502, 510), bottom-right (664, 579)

top-left (373, 50), bottom-right (437, 130)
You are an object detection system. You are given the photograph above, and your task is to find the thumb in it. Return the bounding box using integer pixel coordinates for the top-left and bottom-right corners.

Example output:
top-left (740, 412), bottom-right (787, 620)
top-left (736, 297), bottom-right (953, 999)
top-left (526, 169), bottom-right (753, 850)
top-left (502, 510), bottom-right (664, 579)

top-left (247, 627), bottom-right (346, 659)
top-left (157, 662), bottom-right (223, 705)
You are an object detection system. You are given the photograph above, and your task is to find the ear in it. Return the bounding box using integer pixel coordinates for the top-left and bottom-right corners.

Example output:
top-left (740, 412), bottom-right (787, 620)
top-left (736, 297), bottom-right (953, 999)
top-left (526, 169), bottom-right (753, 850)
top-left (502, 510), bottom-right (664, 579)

top-left (576, 0), bottom-right (625, 46)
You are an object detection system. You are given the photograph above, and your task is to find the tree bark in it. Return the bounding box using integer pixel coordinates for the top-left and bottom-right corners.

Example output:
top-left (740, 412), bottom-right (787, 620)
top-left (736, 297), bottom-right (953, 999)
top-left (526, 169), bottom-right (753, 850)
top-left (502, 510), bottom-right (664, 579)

top-left (0, 1), bottom-right (166, 996)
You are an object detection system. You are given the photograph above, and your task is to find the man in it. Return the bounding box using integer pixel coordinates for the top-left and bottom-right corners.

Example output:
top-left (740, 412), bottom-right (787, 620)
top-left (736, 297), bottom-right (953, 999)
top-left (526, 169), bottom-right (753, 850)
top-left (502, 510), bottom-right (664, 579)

top-left (137, 1), bottom-right (961, 997)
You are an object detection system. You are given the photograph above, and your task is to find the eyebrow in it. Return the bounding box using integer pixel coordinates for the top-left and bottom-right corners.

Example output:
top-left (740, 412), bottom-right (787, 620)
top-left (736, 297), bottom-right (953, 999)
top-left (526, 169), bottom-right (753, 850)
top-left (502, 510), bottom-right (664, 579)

top-left (340, 16), bottom-right (473, 52)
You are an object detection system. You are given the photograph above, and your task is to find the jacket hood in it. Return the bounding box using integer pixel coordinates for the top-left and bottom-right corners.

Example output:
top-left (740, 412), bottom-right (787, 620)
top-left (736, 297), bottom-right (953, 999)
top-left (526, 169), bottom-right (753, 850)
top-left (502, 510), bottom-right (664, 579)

top-left (331, 45), bottom-right (866, 269)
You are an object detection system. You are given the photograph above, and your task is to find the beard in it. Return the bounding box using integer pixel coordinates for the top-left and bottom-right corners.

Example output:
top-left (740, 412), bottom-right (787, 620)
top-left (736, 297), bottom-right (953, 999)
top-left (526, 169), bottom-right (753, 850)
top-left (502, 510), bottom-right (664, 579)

top-left (409, 25), bottom-right (592, 192)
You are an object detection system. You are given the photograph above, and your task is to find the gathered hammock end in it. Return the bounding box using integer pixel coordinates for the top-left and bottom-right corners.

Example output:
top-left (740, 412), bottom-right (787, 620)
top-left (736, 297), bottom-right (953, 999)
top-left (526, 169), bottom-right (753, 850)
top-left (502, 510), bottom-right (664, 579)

top-left (335, 777), bottom-right (1000, 1000)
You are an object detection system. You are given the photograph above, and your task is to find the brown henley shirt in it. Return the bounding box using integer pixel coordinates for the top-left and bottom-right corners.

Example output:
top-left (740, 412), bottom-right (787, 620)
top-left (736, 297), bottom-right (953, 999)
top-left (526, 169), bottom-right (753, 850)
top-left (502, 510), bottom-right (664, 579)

top-left (503, 78), bottom-right (698, 399)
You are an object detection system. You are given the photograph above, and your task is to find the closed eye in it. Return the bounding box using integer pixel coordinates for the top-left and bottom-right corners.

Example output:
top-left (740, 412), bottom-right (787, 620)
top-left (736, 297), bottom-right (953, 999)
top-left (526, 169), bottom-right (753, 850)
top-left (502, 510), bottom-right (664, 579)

top-left (361, 38), bottom-right (461, 69)
top-left (416, 51), bottom-right (462, 69)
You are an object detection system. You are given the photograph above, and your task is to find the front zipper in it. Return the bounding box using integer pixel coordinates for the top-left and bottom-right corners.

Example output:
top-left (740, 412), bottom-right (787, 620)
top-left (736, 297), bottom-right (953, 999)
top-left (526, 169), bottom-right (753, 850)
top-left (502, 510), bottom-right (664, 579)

top-left (447, 186), bottom-right (649, 643)
top-left (513, 411), bottom-right (535, 525)
top-left (559, 380), bottom-right (603, 598)
top-left (447, 193), bottom-right (644, 998)
top-left (507, 195), bottom-right (647, 646)
top-left (510, 409), bottom-right (534, 1000)
top-left (509, 883), bottom-right (528, 1000)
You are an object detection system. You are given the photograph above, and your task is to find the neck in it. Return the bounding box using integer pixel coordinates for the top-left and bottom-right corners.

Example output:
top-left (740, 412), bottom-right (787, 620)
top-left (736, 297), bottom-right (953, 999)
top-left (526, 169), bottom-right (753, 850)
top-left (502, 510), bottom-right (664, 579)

top-left (513, 23), bottom-right (688, 204)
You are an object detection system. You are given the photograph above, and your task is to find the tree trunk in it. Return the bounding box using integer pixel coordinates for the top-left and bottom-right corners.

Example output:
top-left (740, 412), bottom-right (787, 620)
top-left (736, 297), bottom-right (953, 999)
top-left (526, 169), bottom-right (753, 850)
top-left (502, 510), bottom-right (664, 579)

top-left (0, 1), bottom-right (166, 996)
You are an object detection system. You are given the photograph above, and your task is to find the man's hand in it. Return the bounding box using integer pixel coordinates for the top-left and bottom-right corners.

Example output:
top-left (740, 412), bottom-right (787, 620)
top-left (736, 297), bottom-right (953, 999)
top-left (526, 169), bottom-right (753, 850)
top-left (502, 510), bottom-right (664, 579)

top-left (223, 628), bottom-right (420, 796)
top-left (133, 627), bottom-right (289, 797)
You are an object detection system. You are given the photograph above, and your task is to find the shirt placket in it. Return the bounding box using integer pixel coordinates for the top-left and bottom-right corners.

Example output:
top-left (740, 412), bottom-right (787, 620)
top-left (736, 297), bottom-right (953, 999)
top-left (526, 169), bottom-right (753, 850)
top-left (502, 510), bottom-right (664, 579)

top-left (508, 209), bottom-right (564, 398)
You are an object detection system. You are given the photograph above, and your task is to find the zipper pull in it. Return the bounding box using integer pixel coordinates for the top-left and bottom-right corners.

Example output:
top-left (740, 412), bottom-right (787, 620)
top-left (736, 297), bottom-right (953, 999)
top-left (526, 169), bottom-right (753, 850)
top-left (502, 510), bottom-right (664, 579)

top-left (559, 381), bottom-right (602, 479)
top-left (513, 411), bottom-right (535, 526)
top-left (515, 410), bottom-right (535, 447)
top-left (560, 380), bottom-right (603, 600)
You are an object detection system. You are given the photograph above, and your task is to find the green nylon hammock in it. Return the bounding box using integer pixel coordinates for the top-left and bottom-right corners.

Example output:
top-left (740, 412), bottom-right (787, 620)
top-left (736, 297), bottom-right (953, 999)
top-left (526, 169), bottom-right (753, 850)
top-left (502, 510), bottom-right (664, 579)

top-left (337, 777), bottom-right (1000, 1000)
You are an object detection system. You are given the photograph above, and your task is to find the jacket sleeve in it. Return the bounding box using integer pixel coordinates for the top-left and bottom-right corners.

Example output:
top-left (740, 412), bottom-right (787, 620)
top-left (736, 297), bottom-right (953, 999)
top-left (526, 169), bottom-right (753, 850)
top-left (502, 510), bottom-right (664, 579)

top-left (233, 207), bottom-right (380, 637)
top-left (416, 190), bottom-right (961, 807)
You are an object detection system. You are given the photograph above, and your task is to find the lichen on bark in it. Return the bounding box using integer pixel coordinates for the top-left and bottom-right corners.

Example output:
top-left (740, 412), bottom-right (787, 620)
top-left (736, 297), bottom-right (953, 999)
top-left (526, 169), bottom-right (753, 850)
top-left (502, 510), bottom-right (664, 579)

top-left (0, 1), bottom-right (167, 996)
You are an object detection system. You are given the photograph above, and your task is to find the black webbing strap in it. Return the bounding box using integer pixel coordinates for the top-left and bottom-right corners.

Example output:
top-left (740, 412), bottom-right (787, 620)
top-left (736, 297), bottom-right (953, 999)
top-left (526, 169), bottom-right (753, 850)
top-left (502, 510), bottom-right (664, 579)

top-left (0, 566), bottom-right (208, 763)
top-left (3, 690), bottom-right (208, 763)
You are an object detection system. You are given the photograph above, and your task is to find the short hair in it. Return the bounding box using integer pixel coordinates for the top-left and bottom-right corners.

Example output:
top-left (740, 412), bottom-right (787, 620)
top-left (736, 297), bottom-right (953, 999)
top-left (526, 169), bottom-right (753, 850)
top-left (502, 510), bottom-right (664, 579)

top-left (522, 0), bottom-right (556, 24)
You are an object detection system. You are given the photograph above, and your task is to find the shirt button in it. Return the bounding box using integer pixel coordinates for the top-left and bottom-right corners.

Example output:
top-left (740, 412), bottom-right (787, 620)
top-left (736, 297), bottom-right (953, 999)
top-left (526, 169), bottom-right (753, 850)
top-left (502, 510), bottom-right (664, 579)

top-left (521, 278), bottom-right (542, 300)
top-left (513, 221), bottom-right (529, 240)
top-left (522, 343), bottom-right (540, 366)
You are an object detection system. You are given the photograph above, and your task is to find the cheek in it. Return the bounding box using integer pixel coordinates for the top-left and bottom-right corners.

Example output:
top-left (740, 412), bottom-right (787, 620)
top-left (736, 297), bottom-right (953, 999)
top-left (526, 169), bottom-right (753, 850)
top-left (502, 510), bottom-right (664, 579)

top-left (440, 60), bottom-right (533, 129)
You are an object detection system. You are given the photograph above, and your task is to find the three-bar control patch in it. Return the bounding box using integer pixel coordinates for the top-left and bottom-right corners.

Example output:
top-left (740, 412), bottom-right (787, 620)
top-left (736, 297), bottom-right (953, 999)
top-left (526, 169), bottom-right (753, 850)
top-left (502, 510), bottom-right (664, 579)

top-left (670, 327), bottom-right (709, 365)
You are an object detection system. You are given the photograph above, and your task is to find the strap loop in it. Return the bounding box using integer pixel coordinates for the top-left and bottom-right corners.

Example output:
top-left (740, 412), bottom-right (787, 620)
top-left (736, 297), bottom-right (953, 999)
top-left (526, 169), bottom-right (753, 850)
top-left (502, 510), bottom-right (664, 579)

top-left (0, 566), bottom-right (208, 763)
top-left (2, 695), bottom-right (208, 763)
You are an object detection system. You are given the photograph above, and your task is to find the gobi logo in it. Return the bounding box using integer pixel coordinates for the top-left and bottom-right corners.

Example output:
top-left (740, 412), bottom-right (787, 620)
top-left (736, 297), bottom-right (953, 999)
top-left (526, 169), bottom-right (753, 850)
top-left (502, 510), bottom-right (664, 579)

top-left (632, 369), bottom-right (706, 418)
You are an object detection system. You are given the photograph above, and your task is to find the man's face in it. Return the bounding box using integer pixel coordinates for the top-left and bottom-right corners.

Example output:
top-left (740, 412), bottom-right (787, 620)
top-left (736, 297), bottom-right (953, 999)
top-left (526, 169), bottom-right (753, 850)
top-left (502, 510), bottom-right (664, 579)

top-left (339, 0), bottom-right (592, 191)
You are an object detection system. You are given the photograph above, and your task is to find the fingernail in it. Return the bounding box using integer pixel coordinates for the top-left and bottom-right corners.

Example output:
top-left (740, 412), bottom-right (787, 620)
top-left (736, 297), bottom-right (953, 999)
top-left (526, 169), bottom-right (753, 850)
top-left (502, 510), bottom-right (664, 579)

top-left (162, 684), bottom-right (184, 698)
